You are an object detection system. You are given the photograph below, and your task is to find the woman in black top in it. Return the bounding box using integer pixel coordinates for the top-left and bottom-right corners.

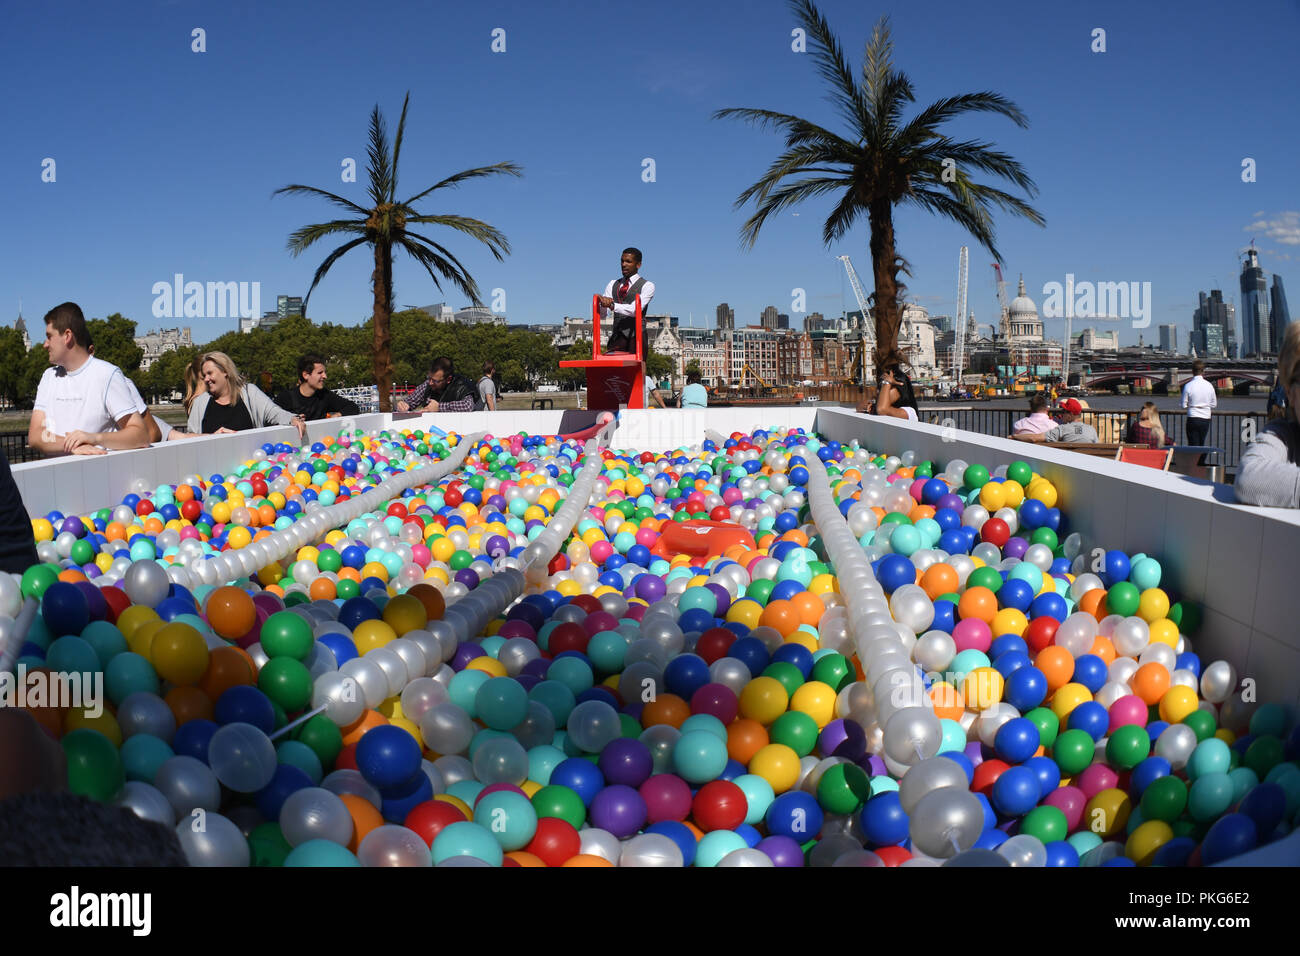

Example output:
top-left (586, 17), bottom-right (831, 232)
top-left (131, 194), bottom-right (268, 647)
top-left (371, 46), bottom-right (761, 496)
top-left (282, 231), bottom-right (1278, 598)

top-left (185, 352), bottom-right (305, 439)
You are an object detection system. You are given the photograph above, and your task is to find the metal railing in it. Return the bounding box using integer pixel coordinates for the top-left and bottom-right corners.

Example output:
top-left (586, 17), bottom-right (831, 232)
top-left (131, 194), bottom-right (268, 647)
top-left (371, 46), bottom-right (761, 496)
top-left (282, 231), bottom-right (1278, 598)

top-left (1, 432), bottom-right (39, 464)
top-left (914, 408), bottom-right (1263, 476)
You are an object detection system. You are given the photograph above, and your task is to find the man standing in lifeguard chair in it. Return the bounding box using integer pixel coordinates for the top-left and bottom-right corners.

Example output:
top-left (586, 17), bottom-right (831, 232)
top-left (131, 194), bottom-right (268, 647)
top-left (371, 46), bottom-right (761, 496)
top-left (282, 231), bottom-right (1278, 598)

top-left (597, 247), bottom-right (655, 355)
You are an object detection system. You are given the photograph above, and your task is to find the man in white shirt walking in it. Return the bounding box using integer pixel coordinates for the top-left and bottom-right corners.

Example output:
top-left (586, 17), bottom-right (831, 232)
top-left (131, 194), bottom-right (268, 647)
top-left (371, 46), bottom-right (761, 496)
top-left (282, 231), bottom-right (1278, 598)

top-left (27, 303), bottom-right (150, 457)
top-left (1181, 359), bottom-right (1217, 447)
top-left (598, 248), bottom-right (655, 355)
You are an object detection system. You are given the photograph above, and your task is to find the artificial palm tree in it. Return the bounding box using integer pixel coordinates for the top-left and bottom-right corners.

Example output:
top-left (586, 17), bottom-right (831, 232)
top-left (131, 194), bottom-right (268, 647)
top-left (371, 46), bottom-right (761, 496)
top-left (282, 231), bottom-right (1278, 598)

top-left (276, 93), bottom-right (521, 410)
top-left (715, 0), bottom-right (1045, 379)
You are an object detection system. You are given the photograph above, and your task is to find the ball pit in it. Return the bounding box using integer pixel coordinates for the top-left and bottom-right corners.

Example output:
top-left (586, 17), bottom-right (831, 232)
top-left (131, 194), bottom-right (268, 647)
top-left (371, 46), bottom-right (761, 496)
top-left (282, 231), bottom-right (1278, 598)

top-left (4, 415), bottom-right (1299, 868)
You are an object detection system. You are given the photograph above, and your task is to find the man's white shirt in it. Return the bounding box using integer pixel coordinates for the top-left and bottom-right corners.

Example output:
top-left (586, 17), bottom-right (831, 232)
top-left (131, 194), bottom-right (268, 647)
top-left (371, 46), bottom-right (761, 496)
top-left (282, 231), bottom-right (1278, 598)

top-left (34, 357), bottom-right (144, 437)
top-left (601, 274), bottom-right (655, 318)
top-left (1181, 376), bottom-right (1217, 419)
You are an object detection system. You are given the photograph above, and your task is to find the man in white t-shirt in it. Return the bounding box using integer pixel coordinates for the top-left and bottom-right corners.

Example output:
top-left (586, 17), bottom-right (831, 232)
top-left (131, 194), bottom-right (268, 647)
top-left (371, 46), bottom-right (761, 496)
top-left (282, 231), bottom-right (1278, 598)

top-left (27, 302), bottom-right (150, 457)
top-left (1181, 359), bottom-right (1216, 447)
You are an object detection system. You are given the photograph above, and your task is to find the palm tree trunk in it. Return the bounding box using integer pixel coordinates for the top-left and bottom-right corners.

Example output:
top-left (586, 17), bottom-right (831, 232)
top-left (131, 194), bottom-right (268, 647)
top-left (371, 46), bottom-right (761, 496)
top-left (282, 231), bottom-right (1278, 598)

top-left (868, 199), bottom-right (903, 381)
top-left (373, 241), bottom-right (394, 411)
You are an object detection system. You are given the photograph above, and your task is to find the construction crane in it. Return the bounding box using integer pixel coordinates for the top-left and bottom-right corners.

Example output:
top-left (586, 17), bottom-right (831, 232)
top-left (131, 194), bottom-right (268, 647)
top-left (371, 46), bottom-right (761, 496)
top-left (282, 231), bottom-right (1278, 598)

top-left (992, 263), bottom-right (1018, 380)
top-left (837, 255), bottom-right (877, 385)
top-left (953, 247), bottom-right (968, 384)
top-left (742, 362), bottom-right (776, 394)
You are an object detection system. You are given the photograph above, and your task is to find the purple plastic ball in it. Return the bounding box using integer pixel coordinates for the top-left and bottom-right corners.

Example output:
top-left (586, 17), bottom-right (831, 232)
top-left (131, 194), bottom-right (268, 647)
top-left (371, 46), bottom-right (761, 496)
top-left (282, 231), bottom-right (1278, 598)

top-left (635, 576), bottom-right (666, 603)
top-left (60, 517), bottom-right (85, 538)
top-left (588, 784), bottom-right (648, 838)
top-left (454, 569), bottom-right (480, 590)
top-left (1003, 537), bottom-right (1029, 560)
top-left (598, 738), bottom-right (654, 787)
top-left (757, 835), bottom-right (806, 867)
top-left (452, 643), bottom-right (487, 670)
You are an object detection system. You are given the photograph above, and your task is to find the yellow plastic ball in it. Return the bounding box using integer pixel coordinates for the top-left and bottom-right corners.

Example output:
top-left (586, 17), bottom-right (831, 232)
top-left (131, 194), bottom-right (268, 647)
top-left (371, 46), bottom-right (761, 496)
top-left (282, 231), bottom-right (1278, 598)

top-left (1137, 588), bottom-right (1171, 624)
top-left (726, 600), bottom-right (763, 630)
top-left (389, 716), bottom-right (424, 750)
top-left (738, 676), bottom-right (790, 725)
top-left (1158, 685), bottom-right (1199, 724)
top-left (979, 483), bottom-right (1006, 512)
top-left (555, 579), bottom-right (581, 598)
top-left (1147, 619), bottom-right (1179, 648)
top-left (382, 594), bottom-right (428, 636)
top-left (1050, 682), bottom-right (1093, 722)
top-left (379, 698), bottom-right (405, 720)
top-left (149, 622), bottom-right (209, 685)
top-left (258, 564), bottom-right (282, 587)
top-left (961, 667), bottom-right (1004, 710)
top-left (127, 618), bottom-right (166, 658)
top-left (116, 605), bottom-right (160, 642)
top-left (429, 537), bottom-right (456, 563)
top-left (990, 608), bottom-right (1028, 638)
top-left (360, 562), bottom-right (390, 583)
top-left (465, 656), bottom-right (507, 677)
top-left (789, 680), bottom-right (836, 728)
top-left (226, 526), bottom-right (252, 550)
top-left (1084, 787), bottom-right (1131, 838)
top-left (1214, 728), bottom-right (1236, 745)
top-left (747, 743), bottom-right (801, 793)
top-left (1029, 482), bottom-right (1058, 508)
top-left (64, 710), bottom-right (123, 748)
top-left (210, 502), bottom-right (232, 525)
top-left (296, 546), bottom-right (321, 564)
top-left (32, 518), bottom-right (55, 542)
top-left (520, 779), bottom-right (543, 798)
top-left (808, 574), bottom-right (839, 596)
top-left (1126, 819), bottom-right (1174, 866)
top-left (785, 631), bottom-right (819, 654)
top-left (1000, 481), bottom-right (1025, 507)
top-left (352, 619), bottom-right (397, 654)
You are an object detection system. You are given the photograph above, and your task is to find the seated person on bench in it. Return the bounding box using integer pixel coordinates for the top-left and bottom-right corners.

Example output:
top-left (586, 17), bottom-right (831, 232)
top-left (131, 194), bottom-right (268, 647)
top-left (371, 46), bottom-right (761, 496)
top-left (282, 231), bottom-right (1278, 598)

top-left (1014, 398), bottom-right (1098, 444)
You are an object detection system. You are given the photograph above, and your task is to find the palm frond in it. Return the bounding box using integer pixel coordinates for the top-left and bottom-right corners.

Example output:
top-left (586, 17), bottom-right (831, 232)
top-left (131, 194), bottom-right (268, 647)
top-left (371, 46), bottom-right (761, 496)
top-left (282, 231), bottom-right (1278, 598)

top-left (739, 176), bottom-right (854, 248)
top-left (272, 184), bottom-right (368, 216)
top-left (388, 92), bottom-right (412, 204)
top-left (402, 162), bottom-right (523, 208)
top-left (711, 108), bottom-right (854, 153)
top-left (402, 230), bottom-right (474, 284)
top-left (301, 237), bottom-right (369, 309)
top-left (405, 214), bottom-right (512, 259)
top-left (734, 142), bottom-right (853, 208)
top-left (789, 0), bottom-right (869, 133)
top-left (398, 238), bottom-right (483, 305)
top-left (367, 103), bottom-right (393, 207)
top-left (285, 219), bottom-right (368, 256)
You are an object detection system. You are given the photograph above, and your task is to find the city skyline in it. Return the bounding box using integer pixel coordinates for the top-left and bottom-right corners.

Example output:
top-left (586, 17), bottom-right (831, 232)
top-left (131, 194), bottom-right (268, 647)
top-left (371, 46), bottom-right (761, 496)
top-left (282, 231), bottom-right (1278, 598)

top-left (5, 0), bottom-right (1297, 355)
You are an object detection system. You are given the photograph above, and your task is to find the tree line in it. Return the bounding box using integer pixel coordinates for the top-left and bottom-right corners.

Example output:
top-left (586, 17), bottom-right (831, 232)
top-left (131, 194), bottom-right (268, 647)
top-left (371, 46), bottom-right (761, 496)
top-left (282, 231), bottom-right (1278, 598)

top-left (0, 311), bottom-right (675, 407)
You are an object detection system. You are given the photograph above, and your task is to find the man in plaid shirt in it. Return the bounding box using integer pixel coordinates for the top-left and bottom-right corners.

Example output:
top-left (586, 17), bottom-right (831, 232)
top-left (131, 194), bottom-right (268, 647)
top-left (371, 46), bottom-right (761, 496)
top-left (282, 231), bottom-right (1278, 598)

top-left (397, 356), bottom-right (479, 413)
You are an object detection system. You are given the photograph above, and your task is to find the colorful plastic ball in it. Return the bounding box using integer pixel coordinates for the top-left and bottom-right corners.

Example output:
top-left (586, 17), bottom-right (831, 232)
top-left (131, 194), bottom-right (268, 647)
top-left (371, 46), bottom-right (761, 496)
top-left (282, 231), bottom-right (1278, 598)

top-left (673, 730), bottom-right (729, 784)
top-left (355, 725), bottom-right (422, 790)
top-left (816, 762), bottom-right (872, 815)
top-left (41, 582), bottom-right (91, 638)
top-left (260, 611), bottom-right (314, 661)
top-left (692, 780), bottom-right (748, 832)
top-left (473, 789), bottom-right (538, 850)
top-left (991, 765), bottom-right (1040, 817)
top-left (214, 685), bottom-right (275, 733)
top-left (765, 790), bottom-right (824, 842)
top-left (475, 677), bottom-right (529, 731)
top-left (993, 718), bottom-right (1041, 764)
top-left (63, 727), bottom-right (125, 802)
top-left (1200, 813), bottom-right (1257, 865)
top-left (547, 759), bottom-right (605, 807)
top-left (284, 839), bottom-right (361, 867)
top-left (598, 738), bottom-right (654, 787)
top-left (257, 656), bottom-right (312, 712)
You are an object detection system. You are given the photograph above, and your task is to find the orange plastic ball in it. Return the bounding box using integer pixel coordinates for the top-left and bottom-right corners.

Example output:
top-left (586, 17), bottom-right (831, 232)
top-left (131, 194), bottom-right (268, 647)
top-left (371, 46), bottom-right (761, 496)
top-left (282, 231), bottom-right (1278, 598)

top-left (339, 793), bottom-right (384, 853)
top-left (921, 564), bottom-right (959, 601)
top-left (406, 583), bottom-right (446, 622)
top-left (205, 586), bottom-right (257, 640)
top-left (1131, 662), bottom-right (1171, 705)
top-left (1035, 646), bottom-right (1076, 693)
top-left (198, 646), bottom-right (256, 701)
top-left (759, 599), bottom-right (801, 637)
top-left (957, 586), bottom-right (998, 624)
top-left (641, 693), bottom-right (691, 729)
top-left (165, 685), bottom-right (214, 725)
top-left (726, 718), bottom-right (770, 764)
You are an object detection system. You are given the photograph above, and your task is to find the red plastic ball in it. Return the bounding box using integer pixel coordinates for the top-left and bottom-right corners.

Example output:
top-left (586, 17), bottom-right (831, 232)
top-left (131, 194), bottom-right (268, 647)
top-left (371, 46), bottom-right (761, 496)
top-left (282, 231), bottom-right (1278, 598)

top-left (569, 594), bottom-right (603, 615)
top-left (709, 506), bottom-right (731, 522)
top-left (387, 502), bottom-right (408, 518)
top-left (874, 845), bottom-right (912, 867)
top-left (525, 816), bottom-right (581, 866)
top-left (972, 758), bottom-right (1009, 797)
top-left (181, 500), bottom-right (202, 523)
top-left (691, 780), bottom-right (748, 832)
top-left (135, 500), bottom-right (154, 517)
top-left (100, 585), bottom-right (131, 623)
top-left (980, 518), bottom-right (1010, 547)
top-left (444, 487), bottom-right (463, 508)
top-left (1024, 616), bottom-right (1060, 654)
top-left (695, 627), bottom-right (737, 665)
top-left (404, 800), bottom-right (467, 847)
top-left (547, 622), bottom-right (590, 656)
top-left (334, 742), bottom-right (359, 773)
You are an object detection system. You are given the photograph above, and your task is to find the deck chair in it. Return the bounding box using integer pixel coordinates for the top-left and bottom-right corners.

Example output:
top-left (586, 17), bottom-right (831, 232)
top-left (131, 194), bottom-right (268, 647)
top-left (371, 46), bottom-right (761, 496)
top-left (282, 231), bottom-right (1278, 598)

top-left (1115, 443), bottom-right (1172, 471)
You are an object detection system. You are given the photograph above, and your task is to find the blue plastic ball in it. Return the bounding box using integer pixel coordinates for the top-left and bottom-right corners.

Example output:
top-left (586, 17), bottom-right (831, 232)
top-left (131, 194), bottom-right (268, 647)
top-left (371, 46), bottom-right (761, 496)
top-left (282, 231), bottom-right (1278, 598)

top-left (991, 765), bottom-right (1040, 816)
top-left (765, 790), bottom-right (823, 841)
top-left (994, 718), bottom-right (1041, 764)
top-left (355, 725), bottom-right (423, 789)
top-left (860, 791), bottom-right (908, 847)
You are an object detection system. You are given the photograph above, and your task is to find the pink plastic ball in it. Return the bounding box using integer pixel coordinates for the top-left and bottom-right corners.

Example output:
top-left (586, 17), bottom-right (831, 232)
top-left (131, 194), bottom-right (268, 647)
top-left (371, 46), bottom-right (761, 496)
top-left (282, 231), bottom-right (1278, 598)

top-left (639, 773), bottom-right (693, 824)
top-left (722, 488), bottom-right (743, 505)
top-left (635, 528), bottom-right (658, 548)
top-left (1043, 784), bottom-right (1086, 830)
top-left (1076, 764), bottom-right (1119, 800)
top-left (589, 541), bottom-right (614, 564)
top-left (1107, 695), bottom-right (1149, 733)
top-left (411, 544), bottom-right (431, 568)
top-left (909, 478), bottom-right (928, 502)
top-left (952, 618), bottom-right (993, 654)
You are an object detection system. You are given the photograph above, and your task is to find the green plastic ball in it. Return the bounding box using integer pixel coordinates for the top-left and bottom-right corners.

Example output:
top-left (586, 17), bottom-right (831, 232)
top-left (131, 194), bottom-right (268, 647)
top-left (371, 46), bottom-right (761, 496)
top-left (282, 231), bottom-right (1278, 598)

top-left (770, 711), bottom-right (819, 757)
top-left (1106, 724), bottom-right (1152, 770)
top-left (258, 656), bottom-right (312, 711)
top-left (248, 821), bottom-right (293, 867)
top-left (1139, 775), bottom-right (1187, 822)
top-left (816, 762), bottom-right (872, 814)
top-left (1020, 805), bottom-right (1068, 843)
top-left (1007, 461), bottom-right (1034, 486)
top-left (1182, 709), bottom-right (1217, 742)
top-left (1106, 582), bottom-right (1141, 618)
top-left (1053, 728), bottom-right (1094, 775)
top-left (63, 728), bottom-right (124, 802)
top-left (531, 784), bottom-right (586, 828)
top-left (260, 611), bottom-right (314, 660)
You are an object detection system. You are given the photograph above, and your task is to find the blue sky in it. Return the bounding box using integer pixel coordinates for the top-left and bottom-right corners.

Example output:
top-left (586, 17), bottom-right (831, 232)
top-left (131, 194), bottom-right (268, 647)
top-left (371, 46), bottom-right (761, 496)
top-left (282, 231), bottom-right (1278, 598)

top-left (4, 0), bottom-right (1298, 349)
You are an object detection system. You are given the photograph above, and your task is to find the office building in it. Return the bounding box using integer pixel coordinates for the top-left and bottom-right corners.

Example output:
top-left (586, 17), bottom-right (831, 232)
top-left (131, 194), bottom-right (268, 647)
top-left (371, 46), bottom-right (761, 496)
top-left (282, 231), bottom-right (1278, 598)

top-left (715, 303), bottom-right (734, 331)
top-left (760, 306), bottom-right (779, 329)
top-left (1240, 249), bottom-right (1272, 356)
top-left (1158, 324), bottom-right (1178, 353)
top-left (1271, 275), bottom-right (1292, 349)
top-left (1193, 290), bottom-right (1233, 359)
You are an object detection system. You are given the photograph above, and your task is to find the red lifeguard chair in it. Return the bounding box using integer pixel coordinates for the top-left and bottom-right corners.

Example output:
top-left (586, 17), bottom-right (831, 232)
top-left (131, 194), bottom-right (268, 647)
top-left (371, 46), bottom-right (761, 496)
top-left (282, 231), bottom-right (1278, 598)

top-left (560, 294), bottom-right (647, 410)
